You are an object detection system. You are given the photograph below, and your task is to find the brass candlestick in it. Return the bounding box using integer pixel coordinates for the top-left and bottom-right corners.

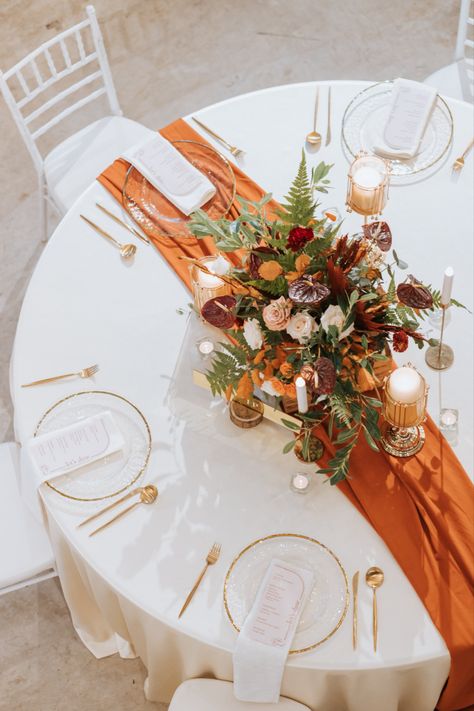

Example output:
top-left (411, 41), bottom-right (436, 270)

top-left (380, 366), bottom-right (428, 457)
top-left (425, 305), bottom-right (454, 370)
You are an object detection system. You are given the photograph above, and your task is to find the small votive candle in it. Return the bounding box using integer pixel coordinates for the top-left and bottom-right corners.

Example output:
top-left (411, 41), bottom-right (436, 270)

top-left (384, 365), bottom-right (427, 428)
top-left (290, 471), bottom-right (311, 494)
top-left (346, 154), bottom-right (390, 217)
top-left (196, 337), bottom-right (215, 359)
top-left (439, 408), bottom-right (458, 430)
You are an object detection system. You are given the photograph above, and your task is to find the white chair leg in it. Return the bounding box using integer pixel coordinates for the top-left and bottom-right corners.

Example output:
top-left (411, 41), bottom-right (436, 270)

top-left (38, 172), bottom-right (48, 242)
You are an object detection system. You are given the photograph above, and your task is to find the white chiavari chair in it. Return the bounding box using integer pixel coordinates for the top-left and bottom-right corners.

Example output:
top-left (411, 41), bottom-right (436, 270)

top-left (424, 0), bottom-right (474, 102)
top-left (168, 680), bottom-right (312, 711)
top-left (0, 5), bottom-right (153, 239)
top-left (0, 442), bottom-right (56, 595)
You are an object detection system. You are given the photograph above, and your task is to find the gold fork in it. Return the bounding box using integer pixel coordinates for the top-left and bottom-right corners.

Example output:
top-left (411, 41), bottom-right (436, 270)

top-left (178, 542), bottom-right (221, 618)
top-left (453, 138), bottom-right (474, 171)
top-left (21, 364), bottom-right (99, 388)
top-left (192, 117), bottom-right (244, 157)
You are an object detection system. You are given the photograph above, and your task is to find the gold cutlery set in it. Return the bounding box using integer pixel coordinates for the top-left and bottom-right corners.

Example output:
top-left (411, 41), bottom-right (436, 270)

top-left (352, 566), bottom-right (385, 651)
top-left (77, 484), bottom-right (158, 537)
top-left (306, 86), bottom-right (332, 148)
top-left (192, 116), bottom-right (245, 158)
top-left (22, 364), bottom-right (99, 388)
top-left (80, 202), bottom-right (151, 260)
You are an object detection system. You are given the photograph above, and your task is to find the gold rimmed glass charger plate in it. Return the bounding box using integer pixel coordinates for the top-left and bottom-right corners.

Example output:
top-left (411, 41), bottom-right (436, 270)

top-left (223, 533), bottom-right (349, 654)
top-left (342, 81), bottom-right (453, 177)
top-left (34, 391), bottom-right (151, 502)
top-left (122, 140), bottom-right (236, 240)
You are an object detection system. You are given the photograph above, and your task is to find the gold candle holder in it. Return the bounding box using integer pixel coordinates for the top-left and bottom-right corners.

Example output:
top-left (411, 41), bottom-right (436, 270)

top-left (381, 365), bottom-right (428, 457)
top-left (190, 256), bottom-right (233, 313)
top-left (346, 152), bottom-right (390, 222)
top-left (425, 305), bottom-right (454, 370)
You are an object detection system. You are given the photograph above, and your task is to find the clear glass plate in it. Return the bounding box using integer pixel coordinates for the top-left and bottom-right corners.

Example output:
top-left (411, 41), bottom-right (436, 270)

top-left (342, 81), bottom-right (453, 176)
top-left (122, 140), bottom-right (236, 240)
top-left (34, 391), bottom-right (151, 501)
top-left (223, 533), bottom-right (349, 654)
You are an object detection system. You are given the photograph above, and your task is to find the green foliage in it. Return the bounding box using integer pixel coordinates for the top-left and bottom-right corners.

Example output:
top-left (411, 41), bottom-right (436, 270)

top-left (277, 152), bottom-right (317, 227)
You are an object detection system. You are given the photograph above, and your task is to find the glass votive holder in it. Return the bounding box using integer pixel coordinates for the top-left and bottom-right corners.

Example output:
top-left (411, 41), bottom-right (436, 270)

top-left (190, 256), bottom-right (232, 314)
top-left (439, 408), bottom-right (458, 432)
top-left (346, 152), bottom-right (390, 218)
top-left (196, 336), bottom-right (216, 359)
top-left (290, 471), bottom-right (312, 494)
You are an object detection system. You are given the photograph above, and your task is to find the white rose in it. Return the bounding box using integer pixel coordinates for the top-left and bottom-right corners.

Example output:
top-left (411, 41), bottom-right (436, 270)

top-left (243, 318), bottom-right (263, 350)
top-left (286, 311), bottom-right (317, 344)
top-left (320, 304), bottom-right (354, 341)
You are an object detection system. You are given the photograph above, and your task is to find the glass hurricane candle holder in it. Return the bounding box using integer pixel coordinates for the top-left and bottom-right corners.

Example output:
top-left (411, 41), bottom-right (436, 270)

top-left (346, 152), bottom-right (390, 220)
top-left (381, 364), bottom-right (429, 457)
top-left (190, 256), bottom-right (232, 314)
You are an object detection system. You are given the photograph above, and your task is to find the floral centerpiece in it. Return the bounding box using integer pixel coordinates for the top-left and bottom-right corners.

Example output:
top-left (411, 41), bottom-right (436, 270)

top-left (187, 154), bottom-right (453, 483)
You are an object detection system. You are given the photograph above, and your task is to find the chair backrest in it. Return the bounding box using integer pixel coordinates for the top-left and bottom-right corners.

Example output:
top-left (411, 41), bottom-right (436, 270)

top-left (455, 0), bottom-right (474, 60)
top-left (0, 5), bottom-right (121, 173)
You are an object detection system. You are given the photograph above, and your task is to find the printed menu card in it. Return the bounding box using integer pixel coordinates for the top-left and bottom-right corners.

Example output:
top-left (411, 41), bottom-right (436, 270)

top-left (233, 558), bottom-right (314, 702)
top-left (124, 133), bottom-right (216, 215)
top-left (28, 411), bottom-right (124, 484)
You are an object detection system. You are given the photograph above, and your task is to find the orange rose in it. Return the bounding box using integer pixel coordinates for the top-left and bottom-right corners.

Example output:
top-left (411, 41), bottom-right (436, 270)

top-left (279, 361), bottom-right (294, 378)
top-left (258, 261), bottom-right (283, 280)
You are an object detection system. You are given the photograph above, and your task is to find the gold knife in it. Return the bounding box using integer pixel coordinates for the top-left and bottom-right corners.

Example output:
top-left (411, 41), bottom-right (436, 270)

top-left (352, 570), bottom-right (359, 650)
top-left (325, 86), bottom-right (332, 146)
top-left (95, 202), bottom-right (151, 245)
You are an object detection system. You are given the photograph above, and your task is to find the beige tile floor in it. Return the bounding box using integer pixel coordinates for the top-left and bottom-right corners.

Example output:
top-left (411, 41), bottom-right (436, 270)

top-left (0, 1), bottom-right (458, 708)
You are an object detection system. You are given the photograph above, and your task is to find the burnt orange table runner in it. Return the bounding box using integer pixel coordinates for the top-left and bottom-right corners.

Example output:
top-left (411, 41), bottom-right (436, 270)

top-left (98, 118), bottom-right (474, 710)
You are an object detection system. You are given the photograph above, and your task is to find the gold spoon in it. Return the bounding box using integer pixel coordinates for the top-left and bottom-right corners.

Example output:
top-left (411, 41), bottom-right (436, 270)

top-left (366, 566), bottom-right (384, 651)
top-left (80, 215), bottom-right (137, 260)
top-left (306, 87), bottom-right (321, 147)
top-left (89, 484), bottom-right (158, 536)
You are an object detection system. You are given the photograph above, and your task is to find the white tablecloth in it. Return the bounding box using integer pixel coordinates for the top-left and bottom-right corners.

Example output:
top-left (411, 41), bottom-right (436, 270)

top-left (10, 81), bottom-right (474, 710)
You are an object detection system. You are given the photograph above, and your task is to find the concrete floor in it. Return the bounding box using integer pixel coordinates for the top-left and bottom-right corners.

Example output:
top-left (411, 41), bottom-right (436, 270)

top-left (0, 1), bottom-right (458, 708)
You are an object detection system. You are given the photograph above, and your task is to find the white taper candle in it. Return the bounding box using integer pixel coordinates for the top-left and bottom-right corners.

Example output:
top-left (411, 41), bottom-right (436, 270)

top-left (440, 267), bottom-right (454, 306)
top-left (295, 376), bottom-right (309, 414)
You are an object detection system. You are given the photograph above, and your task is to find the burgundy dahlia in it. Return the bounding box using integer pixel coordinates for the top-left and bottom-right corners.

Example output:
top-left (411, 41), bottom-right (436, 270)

top-left (287, 226), bottom-right (314, 252)
top-left (393, 330), bottom-right (409, 353)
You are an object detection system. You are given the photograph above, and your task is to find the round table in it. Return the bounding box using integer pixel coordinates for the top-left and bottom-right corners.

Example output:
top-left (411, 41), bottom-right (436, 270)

top-left (11, 81), bottom-right (473, 711)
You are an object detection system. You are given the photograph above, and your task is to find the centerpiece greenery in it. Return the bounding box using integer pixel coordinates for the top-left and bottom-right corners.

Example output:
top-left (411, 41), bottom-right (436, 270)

top-left (187, 154), bottom-right (455, 483)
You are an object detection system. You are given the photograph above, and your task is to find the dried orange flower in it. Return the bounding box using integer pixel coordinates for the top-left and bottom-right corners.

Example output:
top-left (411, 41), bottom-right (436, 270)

top-left (295, 254), bottom-right (311, 272)
top-left (279, 361), bottom-right (294, 378)
top-left (258, 260), bottom-right (283, 280)
top-left (236, 372), bottom-right (253, 400)
top-left (285, 271), bottom-right (300, 282)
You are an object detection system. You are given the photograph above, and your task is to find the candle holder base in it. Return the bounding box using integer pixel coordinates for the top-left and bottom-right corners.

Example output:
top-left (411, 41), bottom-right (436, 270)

top-left (380, 422), bottom-right (425, 457)
top-left (425, 344), bottom-right (454, 371)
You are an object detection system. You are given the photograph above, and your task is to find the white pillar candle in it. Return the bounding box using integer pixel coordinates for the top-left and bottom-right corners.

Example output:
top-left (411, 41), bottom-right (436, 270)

top-left (295, 376), bottom-right (308, 414)
top-left (440, 267), bottom-right (454, 306)
top-left (197, 269), bottom-right (225, 288)
top-left (387, 367), bottom-right (424, 403)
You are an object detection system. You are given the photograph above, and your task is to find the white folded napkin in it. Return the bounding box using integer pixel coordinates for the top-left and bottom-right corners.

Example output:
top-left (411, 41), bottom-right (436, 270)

top-left (233, 558), bottom-right (314, 703)
top-left (123, 134), bottom-right (216, 215)
top-left (27, 411), bottom-right (124, 485)
top-left (374, 78), bottom-right (438, 160)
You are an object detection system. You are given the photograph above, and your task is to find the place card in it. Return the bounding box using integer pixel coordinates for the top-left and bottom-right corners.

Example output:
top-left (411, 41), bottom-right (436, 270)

top-left (124, 134), bottom-right (216, 215)
top-left (374, 78), bottom-right (437, 159)
top-left (246, 559), bottom-right (313, 647)
top-left (28, 411), bottom-right (124, 484)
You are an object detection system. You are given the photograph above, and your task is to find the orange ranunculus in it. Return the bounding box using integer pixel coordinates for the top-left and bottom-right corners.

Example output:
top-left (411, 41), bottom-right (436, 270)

top-left (295, 254), bottom-right (311, 272)
top-left (236, 372), bottom-right (253, 400)
top-left (269, 377), bottom-right (296, 399)
top-left (280, 361), bottom-right (294, 378)
top-left (258, 260), bottom-right (283, 280)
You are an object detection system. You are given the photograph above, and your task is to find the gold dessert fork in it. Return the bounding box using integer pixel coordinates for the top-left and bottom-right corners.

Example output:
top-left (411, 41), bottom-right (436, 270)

top-left (453, 138), bottom-right (474, 171)
top-left (178, 542), bottom-right (221, 618)
top-left (192, 117), bottom-right (244, 157)
top-left (22, 364), bottom-right (99, 387)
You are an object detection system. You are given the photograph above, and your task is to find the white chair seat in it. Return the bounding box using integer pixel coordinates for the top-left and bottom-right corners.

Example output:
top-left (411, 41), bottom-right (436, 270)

top-left (44, 115), bottom-right (154, 212)
top-left (0, 442), bottom-right (55, 594)
top-left (424, 59), bottom-right (474, 103)
top-left (168, 679), bottom-right (311, 711)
